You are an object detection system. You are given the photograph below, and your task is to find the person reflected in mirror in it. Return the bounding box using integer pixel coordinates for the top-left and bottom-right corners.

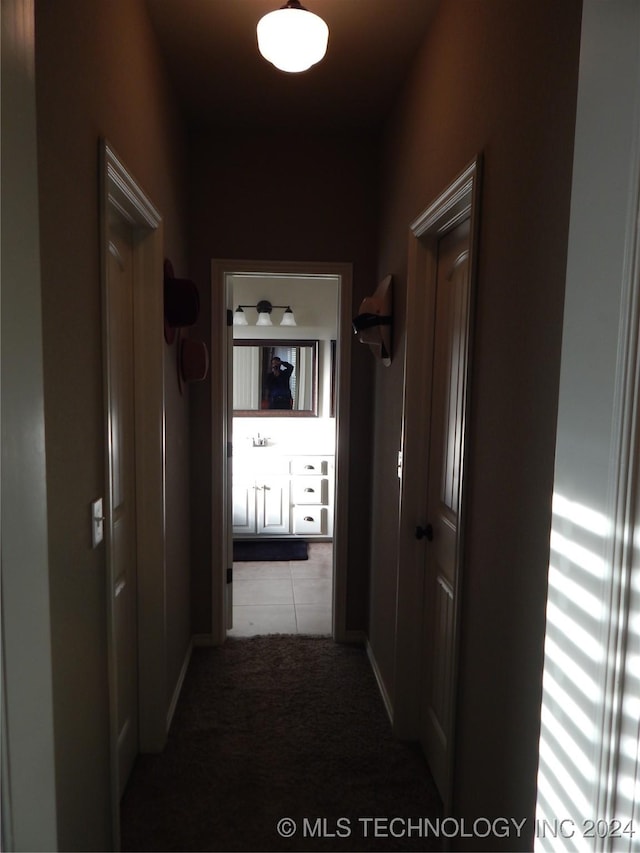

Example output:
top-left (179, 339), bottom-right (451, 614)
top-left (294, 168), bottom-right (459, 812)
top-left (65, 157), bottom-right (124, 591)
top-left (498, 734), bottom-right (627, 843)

top-left (264, 357), bottom-right (294, 409)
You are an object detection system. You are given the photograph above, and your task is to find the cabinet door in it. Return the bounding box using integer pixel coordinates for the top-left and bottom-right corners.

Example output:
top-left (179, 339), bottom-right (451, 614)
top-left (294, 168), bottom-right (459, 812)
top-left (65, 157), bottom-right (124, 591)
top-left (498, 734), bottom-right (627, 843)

top-left (256, 477), bottom-right (290, 535)
top-left (232, 479), bottom-right (256, 535)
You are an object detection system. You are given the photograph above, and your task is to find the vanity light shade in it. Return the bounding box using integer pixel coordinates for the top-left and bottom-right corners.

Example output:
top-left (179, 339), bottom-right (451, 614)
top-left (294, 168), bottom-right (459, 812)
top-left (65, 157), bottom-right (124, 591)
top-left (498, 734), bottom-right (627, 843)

top-left (257, 0), bottom-right (328, 73)
top-left (256, 311), bottom-right (273, 326)
top-left (233, 307), bottom-right (249, 326)
top-left (280, 306), bottom-right (297, 326)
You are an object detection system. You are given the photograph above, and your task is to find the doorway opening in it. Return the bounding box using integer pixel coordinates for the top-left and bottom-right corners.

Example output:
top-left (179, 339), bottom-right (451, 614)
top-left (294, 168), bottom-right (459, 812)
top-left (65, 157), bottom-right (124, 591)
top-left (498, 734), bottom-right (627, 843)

top-left (229, 272), bottom-right (338, 636)
top-left (210, 260), bottom-right (353, 644)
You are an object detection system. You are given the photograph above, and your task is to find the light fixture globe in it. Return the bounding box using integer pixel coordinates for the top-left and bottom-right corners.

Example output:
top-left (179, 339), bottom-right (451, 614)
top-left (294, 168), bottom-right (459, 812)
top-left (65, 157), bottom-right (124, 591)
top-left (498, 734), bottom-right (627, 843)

top-left (280, 306), bottom-right (297, 326)
top-left (233, 307), bottom-right (249, 326)
top-left (255, 299), bottom-right (274, 326)
top-left (257, 0), bottom-right (328, 73)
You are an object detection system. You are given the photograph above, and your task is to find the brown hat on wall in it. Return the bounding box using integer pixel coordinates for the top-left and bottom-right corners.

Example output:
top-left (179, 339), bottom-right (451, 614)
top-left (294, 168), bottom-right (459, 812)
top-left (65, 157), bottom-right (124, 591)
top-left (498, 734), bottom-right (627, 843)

top-left (178, 336), bottom-right (209, 394)
top-left (164, 258), bottom-right (200, 344)
top-left (352, 274), bottom-right (393, 366)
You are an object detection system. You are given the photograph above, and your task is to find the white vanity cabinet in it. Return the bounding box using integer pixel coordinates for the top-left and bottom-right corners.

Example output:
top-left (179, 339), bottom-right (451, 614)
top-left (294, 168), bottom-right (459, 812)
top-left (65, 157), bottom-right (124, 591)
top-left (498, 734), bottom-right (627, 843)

top-left (232, 453), bottom-right (334, 538)
top-left (290, 456), bottom-right (334, 538)
top-left (232, 476), bottom-right (291, 535)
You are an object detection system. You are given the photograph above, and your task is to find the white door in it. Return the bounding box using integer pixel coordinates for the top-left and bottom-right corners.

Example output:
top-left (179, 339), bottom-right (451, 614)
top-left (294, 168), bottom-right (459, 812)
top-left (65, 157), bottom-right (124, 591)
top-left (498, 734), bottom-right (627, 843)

top-left (419, 219), bottom-right (471, 798)
top-left (106, 211), bottom-right (139, 797)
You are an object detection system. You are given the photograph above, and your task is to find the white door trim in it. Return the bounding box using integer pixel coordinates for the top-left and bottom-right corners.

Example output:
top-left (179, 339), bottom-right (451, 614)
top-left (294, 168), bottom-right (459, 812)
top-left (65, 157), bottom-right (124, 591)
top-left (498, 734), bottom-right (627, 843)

top-left (1, 0), bottom-right (58, 847)
top-left (393, 158), bottom-right (482, 801)
top-left (100, 141), bottom-right (166, 842)
top-left (534, 7), bottom-right (640, 842)
top-left (210, 259), bottom-right (352, 643)
top-left (597, 160), bottom-right (640, 844)
top-left (571, 15), bottom-right (640, 830)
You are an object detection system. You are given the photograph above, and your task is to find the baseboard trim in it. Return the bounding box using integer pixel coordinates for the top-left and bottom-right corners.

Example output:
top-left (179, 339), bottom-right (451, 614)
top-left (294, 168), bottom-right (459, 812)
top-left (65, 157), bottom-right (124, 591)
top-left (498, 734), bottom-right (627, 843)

top-left (166, 639), bottom-right (193, 732)
top-left (366, 639), bottom-right (394, 726)
top-left (192, 633), bottom-right (217, 647)
top-left (335, 628), bottom-right (365, 644)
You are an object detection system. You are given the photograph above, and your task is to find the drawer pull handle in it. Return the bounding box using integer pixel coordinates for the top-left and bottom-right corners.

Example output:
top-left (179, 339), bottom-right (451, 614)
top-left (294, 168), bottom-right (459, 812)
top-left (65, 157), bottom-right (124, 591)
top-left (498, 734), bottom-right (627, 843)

top-left (304, 465), bottom-right (315, 470)
top-left (304, 488), bottom-right (315, 493)
top-left (304, 516), bottom-right (314, 522)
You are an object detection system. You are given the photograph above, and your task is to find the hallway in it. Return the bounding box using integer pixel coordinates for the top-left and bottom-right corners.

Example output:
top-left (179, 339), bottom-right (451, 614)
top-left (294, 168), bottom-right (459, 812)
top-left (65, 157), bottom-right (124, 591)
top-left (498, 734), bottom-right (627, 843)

top-left (120, 636), bottom-right (442, 852)
top-left (2, 2), bottom-right (597, 849)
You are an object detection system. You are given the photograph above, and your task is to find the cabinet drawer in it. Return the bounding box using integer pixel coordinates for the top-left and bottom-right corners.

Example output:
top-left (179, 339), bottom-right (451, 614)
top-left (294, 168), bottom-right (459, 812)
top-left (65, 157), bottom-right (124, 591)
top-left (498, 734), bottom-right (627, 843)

top-left (290, 457), bottom-right (328, 476)
top-left (291, 476), bottom-right (326, 505)
top-left (293, 506), bottom-right (326, 535)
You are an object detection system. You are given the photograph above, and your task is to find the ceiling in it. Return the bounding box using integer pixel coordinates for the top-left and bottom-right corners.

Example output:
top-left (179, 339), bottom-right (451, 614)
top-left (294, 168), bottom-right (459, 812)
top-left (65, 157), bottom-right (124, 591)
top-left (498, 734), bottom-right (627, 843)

top-left (145, 0), bottom-right (440, 131)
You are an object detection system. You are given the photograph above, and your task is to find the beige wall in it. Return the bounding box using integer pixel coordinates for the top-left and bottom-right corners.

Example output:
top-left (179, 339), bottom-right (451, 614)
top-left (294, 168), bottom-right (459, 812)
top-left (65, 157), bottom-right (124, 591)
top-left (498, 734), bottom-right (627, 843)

top-left (35, 1), bottom-right (190, 847)
top-left (187, 129), bottom-right (379, 634)
top-left (372, 0), bottom-right (582, 845)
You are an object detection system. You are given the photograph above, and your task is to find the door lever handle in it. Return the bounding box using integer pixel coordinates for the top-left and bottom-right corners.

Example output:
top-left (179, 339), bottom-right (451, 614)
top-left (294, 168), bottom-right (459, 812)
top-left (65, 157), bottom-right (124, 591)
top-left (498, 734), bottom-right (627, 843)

top-left (415, 524), bottom-right (434, 541)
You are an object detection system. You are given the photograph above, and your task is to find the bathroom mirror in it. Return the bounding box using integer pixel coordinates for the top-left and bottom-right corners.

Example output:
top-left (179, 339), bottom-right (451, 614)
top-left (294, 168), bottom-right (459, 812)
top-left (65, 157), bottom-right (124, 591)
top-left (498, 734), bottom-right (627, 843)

top-left (233, 339), bottom-right (319, 416)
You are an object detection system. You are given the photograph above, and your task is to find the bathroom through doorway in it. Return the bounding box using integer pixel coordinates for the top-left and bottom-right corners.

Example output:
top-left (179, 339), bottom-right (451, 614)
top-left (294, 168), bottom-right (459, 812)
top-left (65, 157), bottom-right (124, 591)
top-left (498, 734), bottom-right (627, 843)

top-left (210, 260), bottom-right (353, 643)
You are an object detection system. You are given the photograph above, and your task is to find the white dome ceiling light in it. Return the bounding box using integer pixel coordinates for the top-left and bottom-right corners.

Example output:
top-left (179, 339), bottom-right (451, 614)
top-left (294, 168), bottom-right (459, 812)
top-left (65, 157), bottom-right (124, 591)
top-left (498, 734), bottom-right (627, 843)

top-left (257, 0), bottom-right (329, 74)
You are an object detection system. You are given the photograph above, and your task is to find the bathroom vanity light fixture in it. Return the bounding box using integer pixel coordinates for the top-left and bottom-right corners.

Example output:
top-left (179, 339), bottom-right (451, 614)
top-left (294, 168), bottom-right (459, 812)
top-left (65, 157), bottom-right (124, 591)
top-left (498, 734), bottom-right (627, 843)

top-left (257, 0), bottom-right (329, 73)
top-left (233, 300), bottom-right (297, 327)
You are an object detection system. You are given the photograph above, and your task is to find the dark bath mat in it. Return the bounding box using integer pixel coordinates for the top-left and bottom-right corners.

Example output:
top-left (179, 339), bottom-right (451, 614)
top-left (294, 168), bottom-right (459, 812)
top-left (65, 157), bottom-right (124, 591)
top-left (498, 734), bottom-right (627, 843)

top-left (233, 539), bottom-right (308, 561)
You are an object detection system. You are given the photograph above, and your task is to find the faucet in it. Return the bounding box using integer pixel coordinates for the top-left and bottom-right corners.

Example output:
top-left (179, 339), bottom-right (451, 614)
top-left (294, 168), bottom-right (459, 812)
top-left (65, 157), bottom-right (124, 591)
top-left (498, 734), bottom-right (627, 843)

top-left (252, 433), bottom-right (268, 447)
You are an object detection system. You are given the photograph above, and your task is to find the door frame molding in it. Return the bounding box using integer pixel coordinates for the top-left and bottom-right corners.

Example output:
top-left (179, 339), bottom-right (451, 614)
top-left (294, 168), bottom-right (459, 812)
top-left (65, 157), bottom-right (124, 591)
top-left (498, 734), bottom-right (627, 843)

top-left (534, 4), bottom-right (640, 832)
top-left (393, 157), bottom-right (482, 804)
top-left (1, 1), bottom-right (58, 847)
top-left (100, 141), bottom-right (167, 843)
top-left (210, 259), bottom-right (352, 643)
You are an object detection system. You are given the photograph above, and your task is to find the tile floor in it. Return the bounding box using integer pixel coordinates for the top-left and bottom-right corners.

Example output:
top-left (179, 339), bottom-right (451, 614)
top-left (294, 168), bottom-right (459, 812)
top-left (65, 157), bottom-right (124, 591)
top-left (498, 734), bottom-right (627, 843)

top-left (228, 542), bottom-right (332, 636)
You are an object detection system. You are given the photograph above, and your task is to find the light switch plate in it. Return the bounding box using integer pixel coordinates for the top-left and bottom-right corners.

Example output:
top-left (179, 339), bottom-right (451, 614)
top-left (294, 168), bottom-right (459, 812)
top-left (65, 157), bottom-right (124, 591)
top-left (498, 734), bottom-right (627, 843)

top-left (91, 498), bottom-right (104, 548)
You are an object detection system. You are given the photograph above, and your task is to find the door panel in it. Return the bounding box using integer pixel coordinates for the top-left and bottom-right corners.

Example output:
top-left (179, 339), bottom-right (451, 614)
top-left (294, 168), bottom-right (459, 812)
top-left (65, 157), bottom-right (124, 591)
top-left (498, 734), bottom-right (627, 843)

top-left (107, 213), bottom-right (138, 797)
top-left (257, 478), bottom-right (290, 534)
top-left (420, 219), bottom-right (471, 797)
top-left (232, 480), bottom-right (256, 534)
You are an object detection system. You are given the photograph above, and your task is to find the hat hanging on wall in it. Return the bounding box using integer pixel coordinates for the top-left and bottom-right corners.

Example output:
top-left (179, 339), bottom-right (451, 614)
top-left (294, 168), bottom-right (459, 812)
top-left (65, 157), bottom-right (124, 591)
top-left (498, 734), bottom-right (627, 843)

top-left (178, 334), bottom-right (209, 395)
top-left (164, 258), bottom-right (200, 344)
top-left (352, 274), bottom-right (393, 367)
